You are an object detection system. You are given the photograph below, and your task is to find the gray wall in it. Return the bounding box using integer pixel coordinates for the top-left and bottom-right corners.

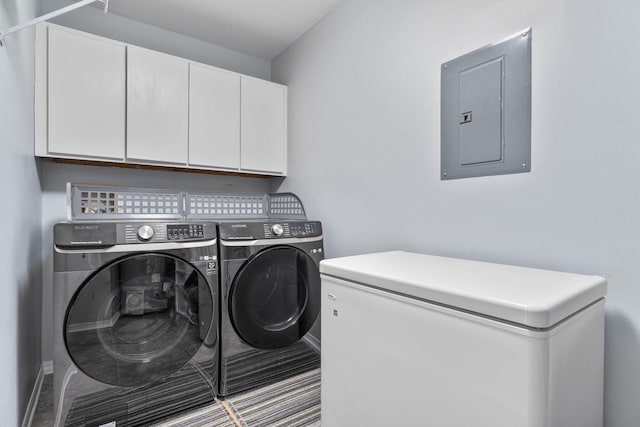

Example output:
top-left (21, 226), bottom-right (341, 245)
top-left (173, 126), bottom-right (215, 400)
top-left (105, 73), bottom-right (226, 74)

top-left (42, 0), bottom-right (271, 79)
top-left (0, 0), bottom-right (43, 425)
top-left (272, 0), bottom-right (640, 425)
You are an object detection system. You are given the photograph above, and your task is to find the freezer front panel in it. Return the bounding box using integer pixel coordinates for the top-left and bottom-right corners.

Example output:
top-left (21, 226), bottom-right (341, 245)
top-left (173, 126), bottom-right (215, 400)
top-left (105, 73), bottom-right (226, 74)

top-left (321, 275), bottom-right (604, 427)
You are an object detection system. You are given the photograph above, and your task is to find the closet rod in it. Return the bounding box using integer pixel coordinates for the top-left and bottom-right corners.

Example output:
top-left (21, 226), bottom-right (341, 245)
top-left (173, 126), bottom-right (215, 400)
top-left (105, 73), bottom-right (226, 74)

top-left (0, 0), bottom-right (109, 47)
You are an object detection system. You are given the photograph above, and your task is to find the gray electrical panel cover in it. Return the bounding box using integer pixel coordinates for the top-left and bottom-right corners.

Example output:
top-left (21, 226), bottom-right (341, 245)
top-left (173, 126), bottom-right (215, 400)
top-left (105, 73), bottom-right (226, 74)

top-left (441, 29), bottom-right (531, 180)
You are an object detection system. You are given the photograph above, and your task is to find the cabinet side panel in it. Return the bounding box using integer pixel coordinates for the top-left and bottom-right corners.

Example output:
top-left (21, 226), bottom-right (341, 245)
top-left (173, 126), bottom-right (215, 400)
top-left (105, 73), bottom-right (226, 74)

top-left (35, 24), bottom-right (48, 157)
top-left (547, 300), bottom-right (605, 427)
top-left (281, 86), bottom-right (288, 175)
top-left (321, 276), bottom-right (548, 427)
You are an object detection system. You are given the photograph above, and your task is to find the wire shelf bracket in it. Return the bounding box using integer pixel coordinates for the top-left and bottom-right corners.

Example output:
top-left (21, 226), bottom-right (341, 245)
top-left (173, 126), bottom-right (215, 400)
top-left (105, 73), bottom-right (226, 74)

top-left (0, 0), bottom-right (109, 47)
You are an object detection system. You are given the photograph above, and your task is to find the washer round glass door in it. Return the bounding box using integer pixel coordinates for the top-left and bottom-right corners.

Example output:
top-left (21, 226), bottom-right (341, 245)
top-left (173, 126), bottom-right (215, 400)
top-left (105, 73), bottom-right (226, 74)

top-left (229, 245), bottom-right (320, 349)
top-left (65, 253), bottom-right (213, 387)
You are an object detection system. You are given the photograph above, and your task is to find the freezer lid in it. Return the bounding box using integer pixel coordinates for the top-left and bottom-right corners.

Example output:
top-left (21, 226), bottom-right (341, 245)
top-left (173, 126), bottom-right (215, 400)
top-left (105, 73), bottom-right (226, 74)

top-left (320, 251), bottom-right (606, 329)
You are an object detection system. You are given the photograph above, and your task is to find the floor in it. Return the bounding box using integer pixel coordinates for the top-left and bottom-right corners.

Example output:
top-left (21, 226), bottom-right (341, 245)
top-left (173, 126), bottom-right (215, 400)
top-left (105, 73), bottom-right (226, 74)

top-left (32, 375), bottom-right (54, 427)
top-left (31, 368), bottom-right (321, 427)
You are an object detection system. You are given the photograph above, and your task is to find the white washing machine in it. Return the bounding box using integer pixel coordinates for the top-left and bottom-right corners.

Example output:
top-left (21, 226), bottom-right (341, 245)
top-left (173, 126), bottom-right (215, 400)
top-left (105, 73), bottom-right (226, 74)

top-left (320, 251), bottom-right (607, 427)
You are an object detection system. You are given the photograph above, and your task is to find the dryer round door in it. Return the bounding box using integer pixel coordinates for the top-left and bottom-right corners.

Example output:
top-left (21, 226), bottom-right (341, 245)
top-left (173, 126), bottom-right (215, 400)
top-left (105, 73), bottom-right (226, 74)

top-left (64, 253), bottom-right (214, 387)
top-left (229, 245), bottom-right (320, 349)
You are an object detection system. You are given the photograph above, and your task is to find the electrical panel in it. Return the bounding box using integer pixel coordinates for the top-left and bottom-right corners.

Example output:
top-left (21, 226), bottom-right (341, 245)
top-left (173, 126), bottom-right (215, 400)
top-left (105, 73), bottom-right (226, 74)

top-left (441, 29), bottom-right (532, 180)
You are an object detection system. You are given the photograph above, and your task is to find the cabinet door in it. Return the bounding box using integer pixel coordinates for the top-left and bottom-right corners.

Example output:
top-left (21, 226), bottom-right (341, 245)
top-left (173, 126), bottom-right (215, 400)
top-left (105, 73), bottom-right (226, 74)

top-left (127, 46), bottom-right (189, 164)
top-left (189, 64), bottom-right (240, 169)
top-left (47, 26), bottom-right (126, 159)
top-left (240, 77), bottom-right (287, 174)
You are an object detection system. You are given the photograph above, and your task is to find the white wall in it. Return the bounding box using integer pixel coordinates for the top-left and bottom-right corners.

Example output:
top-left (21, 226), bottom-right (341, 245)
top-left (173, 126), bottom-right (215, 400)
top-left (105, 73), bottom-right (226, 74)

top-left (41, 0), bottom-right (271, 79)
top-left (272, 0), bottom-right (640, 425)
top-left (0, 1), bottom-right (43, 425)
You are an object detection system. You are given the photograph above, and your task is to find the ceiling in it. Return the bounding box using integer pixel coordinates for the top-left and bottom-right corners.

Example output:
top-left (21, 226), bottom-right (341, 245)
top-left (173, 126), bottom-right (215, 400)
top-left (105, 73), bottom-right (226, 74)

top-left (96, 0), bottom-right (347, 60)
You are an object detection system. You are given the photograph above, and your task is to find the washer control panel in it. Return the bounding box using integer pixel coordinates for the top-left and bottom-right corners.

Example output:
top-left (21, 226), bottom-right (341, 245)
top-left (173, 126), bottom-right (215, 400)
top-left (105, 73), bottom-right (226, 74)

top-left (167, 223), bottom-right (205, 240)
top-left (122, 222), bottom-right (213, 243)
top-left (54, 222), bottom-right (217, 247)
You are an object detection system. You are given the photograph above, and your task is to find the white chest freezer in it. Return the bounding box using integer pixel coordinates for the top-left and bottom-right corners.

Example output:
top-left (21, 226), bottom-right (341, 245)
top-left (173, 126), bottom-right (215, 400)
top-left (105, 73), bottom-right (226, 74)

top-left (320, 251), bottom-right (606, 427)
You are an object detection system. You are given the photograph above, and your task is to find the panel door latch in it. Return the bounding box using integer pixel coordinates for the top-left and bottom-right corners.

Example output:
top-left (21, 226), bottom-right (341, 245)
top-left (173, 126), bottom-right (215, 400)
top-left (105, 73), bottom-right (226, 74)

top-left (459, 111), bottom-right (473, 124)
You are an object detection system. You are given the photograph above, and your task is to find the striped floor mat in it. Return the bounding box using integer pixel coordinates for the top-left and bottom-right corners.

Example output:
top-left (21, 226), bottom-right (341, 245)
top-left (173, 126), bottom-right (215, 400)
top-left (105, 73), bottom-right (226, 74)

top-left (227, 368), bottom-right (321, 427)
top-left (150, 402), bottom-right (236, 427)
top-left (221, 341), bottom-right (320, 396)
top-left (65, 362), bottom-right (217, 427)
top-left (152, 368), bottom-right (321, 427)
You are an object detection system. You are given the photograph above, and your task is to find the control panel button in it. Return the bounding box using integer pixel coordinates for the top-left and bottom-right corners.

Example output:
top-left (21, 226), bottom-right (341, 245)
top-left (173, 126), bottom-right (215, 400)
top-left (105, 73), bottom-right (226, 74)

top-left (137, 225), bottom-right (154, 241)
top-left (271, 224), bottom-right (284, 236)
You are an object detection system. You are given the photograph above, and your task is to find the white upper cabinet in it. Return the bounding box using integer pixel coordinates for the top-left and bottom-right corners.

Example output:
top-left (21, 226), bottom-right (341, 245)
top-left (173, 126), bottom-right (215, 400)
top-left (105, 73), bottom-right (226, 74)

top-left (127, 46), bottom-right (189, 165)
top-left (35, 23), bottom-right (287, 176)
top-left (241, 76), bottom-right (288, 175)
top-left (36, 25), bottom-right (126, 160)
top-left (189, 63), bottom-right (241, 170)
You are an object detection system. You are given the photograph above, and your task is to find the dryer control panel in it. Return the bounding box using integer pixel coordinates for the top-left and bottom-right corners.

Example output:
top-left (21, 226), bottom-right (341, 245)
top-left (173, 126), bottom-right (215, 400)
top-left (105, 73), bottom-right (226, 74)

top-left (219, 221), bottom-right (322, 240)
top-left (288, 222), bottom-right (321, 237)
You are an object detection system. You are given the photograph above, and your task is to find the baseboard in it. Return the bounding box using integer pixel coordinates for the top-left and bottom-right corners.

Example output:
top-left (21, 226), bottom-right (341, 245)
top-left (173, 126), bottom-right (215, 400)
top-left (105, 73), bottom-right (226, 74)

top-left (43, 360), bottom-right (53, 375)
top-left (21, 363), bottom-right (45, 427)
top-left (303, 334), bottom-right (321, 353)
